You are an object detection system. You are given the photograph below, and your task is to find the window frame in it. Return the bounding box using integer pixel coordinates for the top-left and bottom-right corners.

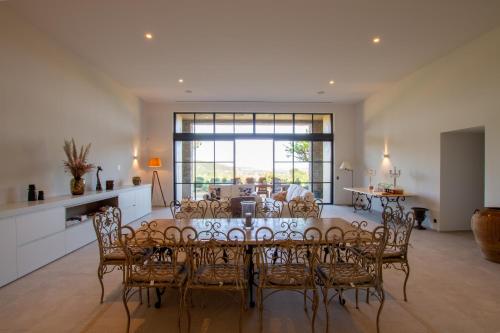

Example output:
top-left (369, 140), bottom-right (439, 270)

top-left (173, 112), bottom-right (334, 203)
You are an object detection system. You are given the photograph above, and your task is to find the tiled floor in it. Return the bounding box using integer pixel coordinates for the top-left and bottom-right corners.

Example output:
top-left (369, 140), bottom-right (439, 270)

top-left (1, 205), bottom-right (499, 333)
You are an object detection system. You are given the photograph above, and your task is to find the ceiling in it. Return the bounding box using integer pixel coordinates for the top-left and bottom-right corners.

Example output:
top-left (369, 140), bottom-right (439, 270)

top-left (6, 0), bottom-right (500, 103)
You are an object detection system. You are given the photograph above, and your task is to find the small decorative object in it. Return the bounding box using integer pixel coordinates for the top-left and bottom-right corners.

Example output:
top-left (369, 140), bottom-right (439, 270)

top-left (241, 200), bottom-right (256, 218)
top-left (132, 176), bottom-right (141, 186)
top-left (367, 169), bottom-right (376, 191)
top-left (63, 138), bottom-right (94, 195)
top-left (412, 207), bottom-right (428, 230)
top-left (96, 166), bottom-right (103, 191)
top-left (389, 166), bottom-right (401, 188)
top-left (37, 190), bottom-right (44, 201)
top-left (28, 184), bottom-right (37, 201)
top-left (105, 180), bottom-right (114, 191)
top-left (471, 207), bottom-right (500, 263)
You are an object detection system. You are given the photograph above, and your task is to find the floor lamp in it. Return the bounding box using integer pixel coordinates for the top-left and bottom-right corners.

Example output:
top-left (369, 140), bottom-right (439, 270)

top-left (339, 161), bottom-right (354, 206)
top-left (148, 157), bottom-right (167, 207)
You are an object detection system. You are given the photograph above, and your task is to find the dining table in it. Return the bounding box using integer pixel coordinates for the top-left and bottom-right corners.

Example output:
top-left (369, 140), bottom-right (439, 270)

top-left (133, 217), bottom-right (366, 308)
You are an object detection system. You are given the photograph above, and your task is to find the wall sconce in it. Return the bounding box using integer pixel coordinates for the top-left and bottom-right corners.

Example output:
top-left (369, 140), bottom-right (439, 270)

top-left (383, 153), bottom-right (390, 159)
top-left (133, 155), bottom-right (138, 160)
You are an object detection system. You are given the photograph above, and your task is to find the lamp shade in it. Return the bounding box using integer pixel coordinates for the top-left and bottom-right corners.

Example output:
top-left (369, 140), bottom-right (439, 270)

top-left (339, 161), bottom-right (352, 171)
top-left (147, 157), bottom-right (162, 168)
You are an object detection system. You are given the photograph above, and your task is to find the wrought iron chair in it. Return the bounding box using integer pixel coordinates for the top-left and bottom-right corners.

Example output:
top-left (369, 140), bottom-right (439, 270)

top-left (288, 198), bottom-right (323, 218)
top-left (316, 224), bottom-right (388, 333)
top-left (360, 206), bottom-right (415, 302)
top-left (170, 199), bottom-right (208, 219)
top-left (119, 221), bottom-right (193, 333)
top-left (210, 199), bottom-right (233, 218)
top-left (254, 221), bottom-right (322, 333)
top-left (183, 221), bottom-right (248, 333)
top-left (255, 200), bottom-right (282, 218)
top-left (92, 207), bottom-right (126, 303)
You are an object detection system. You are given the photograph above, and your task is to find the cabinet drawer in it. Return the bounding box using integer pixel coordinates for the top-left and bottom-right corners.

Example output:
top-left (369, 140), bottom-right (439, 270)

top-left (119, 191), bottom-right (136, 209)
top-left (0, 217), bottom-right (18, 287)
top-left (65, 220), bottom-right (96, 254)
top-left (17, 231), bottom-right (66, 277)
top-left (121, 205), bottom-right (137, 225)
top-left (16, 208), bottom-right (65, 245)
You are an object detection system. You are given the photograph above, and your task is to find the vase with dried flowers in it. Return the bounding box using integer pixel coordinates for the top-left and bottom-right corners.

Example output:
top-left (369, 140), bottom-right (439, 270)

top-left (63, 139), bottom-right (95, 195)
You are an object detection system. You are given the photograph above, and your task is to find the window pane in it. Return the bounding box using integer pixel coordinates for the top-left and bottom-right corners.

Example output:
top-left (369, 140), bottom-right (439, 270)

top-left (175, 113), bottom-right (194, 133)
top-left (295, 114), bottom-right (312, 134)
top-left (255, 114), bottom-right (274, 133)
top-left (215, 114), bottom-right (234, 133)
top-left (235, 114), bottom-right (253, 133)
top-left (293, 141), bottom-right (312, 162)
top-left (176, 184), bottom-right (194, 201)
top-left (312, 141), bottom-right (331, 162)
top-left (194, 183), bottom-right (209, 200)
top-left (274, 141), bottom-right (293, 162)
top-left (274, 162), bottom-right (293, 183)
top-left (313, 183), bottom-right (331, 203)
top-left (312, 162), bottom-right (331, 182)
top-left (195, 163), bottom-right (213, 183)
top-left (312, 114), bottom-right (332, 134)
top-left (176, 163), bottom-right (194, 183)
top-left (275, 114), bottom-right (293, 133)
top-left (175, 141), bottom-right (194, 162)
top-left (194, 114), bottom-right (214, 133)
top-left (215, 141), bottom-right (234, 162)
top-left (293, 162), bottom-right (311, 183)
top-left (215, 163), bottom-right (234, 183)
top-left (235, 139), bottom-right (272, 184)
top-left (195, 141), bottom-right (214, 162)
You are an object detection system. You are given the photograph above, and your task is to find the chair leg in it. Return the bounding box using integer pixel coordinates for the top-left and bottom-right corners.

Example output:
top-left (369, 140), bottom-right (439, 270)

top-left (403, 262), bottom-right (410, 302)
top-left (322, 287), bottom-right (329, 333)
top-left (123, 288), bottom-right (131, 333)
top-left (376, 289), bottom-right (385, 333)
top-left (312, 289), bottom-right (318, 333)
top-left (184, 288), bottom-right (191, 333)
top-left (239, 290), bottom-right (245, 333)
top-left (366, 287), bottom-right (370, 304)
top-left (303, 288), bottom-right (308, 312)
top-left (178, 288), bottom-right (183, 333)
top-left (355, 288), bottom-right (359, 309)
top-left (257, 287), bottom-right (264, 333)
top-left (97, 265), bottom-right (104, 304)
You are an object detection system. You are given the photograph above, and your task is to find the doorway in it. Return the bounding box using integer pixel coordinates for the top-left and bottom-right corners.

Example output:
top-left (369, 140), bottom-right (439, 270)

top-left (440, 127), bottom-right (485, 231)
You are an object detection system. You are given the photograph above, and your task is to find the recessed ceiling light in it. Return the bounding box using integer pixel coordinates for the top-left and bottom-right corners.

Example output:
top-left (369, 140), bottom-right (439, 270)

top-left (144, 33), bottom-right (153, 40)
top-left (329, 80), bottom-right (335, 85)
top-left (178, 78), bottom-right (184, 83)
top-left (372, 36), bottom-right (381, 44)
top-left (185, 90), bottom-right (192, 94)
top-left (317, 91), bottom-right (325, 95)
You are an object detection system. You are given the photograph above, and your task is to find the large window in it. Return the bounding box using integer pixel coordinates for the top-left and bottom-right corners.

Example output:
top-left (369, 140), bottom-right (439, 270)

top-left (173, 113), bottom-right (333, 203)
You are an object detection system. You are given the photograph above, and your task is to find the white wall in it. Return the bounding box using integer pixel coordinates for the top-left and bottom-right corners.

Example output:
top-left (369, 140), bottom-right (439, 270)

top-left (140, 102), bottom-right (359, 206)
top-left (440, 129), bottom-right (484, 231)
top-left (0, 5), bottom-right (142, 204)
top-left (357, 25), bottom-right (500, 231)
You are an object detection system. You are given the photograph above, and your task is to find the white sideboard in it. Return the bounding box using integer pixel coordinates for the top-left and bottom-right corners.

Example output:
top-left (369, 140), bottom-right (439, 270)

top-left (0, 185), bottom-right (151, 287)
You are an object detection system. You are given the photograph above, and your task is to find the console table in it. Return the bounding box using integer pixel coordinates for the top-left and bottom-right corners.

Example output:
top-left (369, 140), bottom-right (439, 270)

top-left (344, 187), bottom-right (413, 212)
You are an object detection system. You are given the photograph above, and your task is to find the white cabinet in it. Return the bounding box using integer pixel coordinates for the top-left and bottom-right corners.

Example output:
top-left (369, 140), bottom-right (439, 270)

top-left (65, 219), bottom-right (96, 254)
top-left (0, 217), bottom-right (17, 286)
top-left (17, 231), bottom-right (66, 277)
top-left (119, 187), bottom-right (151, 225)
top-left (135, 187), bottom-right (152, 219)
top-left (16, 208), bottom-right (65, 245)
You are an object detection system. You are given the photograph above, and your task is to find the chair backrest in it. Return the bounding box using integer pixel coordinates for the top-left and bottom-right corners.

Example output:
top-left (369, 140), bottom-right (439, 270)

top-left (210, 199), bottom-right (233, 218)
top-left (170, 199), bottom-right (208, 219)
top-left (287, 198), bottom-right (323, 218)
top-left (254, 221), bottom-right (322, 284)
top-left (119, 221), bottom-right (187, 285)
top-left (186, 221), bottom-right (247, 286)
top-left (92, 206), bottom-right (122, 260)
top-left (382, 206), bottom-right (415, 258)
top-left (323, 223), bottom-right (388, 285)
top-left (255, 200), bottom-right (282, 218)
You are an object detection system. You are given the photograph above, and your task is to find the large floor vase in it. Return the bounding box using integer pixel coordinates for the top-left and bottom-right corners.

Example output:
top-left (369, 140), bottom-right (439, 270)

top-left (471, 208), bottom-right (500, 263)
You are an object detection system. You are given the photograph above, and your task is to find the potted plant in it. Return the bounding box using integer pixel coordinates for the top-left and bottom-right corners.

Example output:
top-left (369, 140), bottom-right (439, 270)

top-left (63, 139), bottom-right (94, 195)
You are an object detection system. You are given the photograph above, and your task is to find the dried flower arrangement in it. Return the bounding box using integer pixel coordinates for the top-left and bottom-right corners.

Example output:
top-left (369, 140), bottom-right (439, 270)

top-left (63, 139), bottom-right (95, 180)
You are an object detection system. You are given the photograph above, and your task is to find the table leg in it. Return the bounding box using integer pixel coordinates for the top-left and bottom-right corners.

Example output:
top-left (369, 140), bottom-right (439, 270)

top-left (154, 287), bottom-right (165, 308)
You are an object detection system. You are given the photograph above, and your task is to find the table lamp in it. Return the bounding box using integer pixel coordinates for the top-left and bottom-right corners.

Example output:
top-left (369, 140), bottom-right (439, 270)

top-left (148, 157), bottom-right (167, 207)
